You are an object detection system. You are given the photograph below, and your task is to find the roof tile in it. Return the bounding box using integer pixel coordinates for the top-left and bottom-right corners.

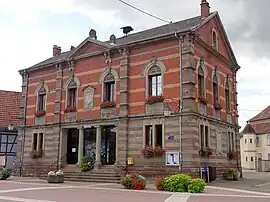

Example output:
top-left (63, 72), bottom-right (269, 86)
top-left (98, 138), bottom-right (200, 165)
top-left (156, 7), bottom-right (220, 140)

top-left (0, 90), bottom-right (21, 128)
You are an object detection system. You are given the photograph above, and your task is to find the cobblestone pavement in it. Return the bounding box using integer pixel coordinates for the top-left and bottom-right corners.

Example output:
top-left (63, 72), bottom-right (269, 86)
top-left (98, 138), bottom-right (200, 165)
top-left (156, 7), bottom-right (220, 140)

top-left (0, 178), bottom-right (269, 202)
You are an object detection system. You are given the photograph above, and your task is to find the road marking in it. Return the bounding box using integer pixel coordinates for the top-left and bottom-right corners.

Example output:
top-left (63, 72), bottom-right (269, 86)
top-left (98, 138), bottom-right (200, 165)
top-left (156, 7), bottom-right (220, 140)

top-left (0, 186), bottom-right (74, 193)
top-left (165, 193), bottom-right (190, 202)
top-left (255, 182), bottom-right (270, 187)
top-left (0, 195), bottom-right (55, 202)
top-left (207, 186), bottom-right (270, 196)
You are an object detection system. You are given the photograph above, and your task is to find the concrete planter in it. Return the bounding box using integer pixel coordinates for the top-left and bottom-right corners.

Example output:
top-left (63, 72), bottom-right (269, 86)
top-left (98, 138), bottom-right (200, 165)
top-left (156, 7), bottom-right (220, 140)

top-left (47, 175), bottom-right (64, 183)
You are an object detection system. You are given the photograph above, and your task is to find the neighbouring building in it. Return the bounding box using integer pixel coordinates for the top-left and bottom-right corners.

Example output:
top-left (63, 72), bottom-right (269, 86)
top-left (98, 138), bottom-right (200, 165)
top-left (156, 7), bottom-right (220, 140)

top-left (0, 90), bottom-right (20, 169)
top-left (240, 105), bottom-right (270, 172)
top-left (15, 0), bottom-right (241, 178)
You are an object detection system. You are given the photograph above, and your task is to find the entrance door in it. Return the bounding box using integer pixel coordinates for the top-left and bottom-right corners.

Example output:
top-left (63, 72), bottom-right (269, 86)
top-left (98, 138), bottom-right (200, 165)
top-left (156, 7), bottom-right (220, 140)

top-left (101, 126), bottom-right (116, 165)
top-left (67, 129), bottom-right (79, 164)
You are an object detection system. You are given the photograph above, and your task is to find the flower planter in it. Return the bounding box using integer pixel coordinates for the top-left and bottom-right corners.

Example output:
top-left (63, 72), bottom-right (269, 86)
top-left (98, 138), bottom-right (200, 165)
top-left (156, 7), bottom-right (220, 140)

top-left (47, 175), bottom-right (64, 183)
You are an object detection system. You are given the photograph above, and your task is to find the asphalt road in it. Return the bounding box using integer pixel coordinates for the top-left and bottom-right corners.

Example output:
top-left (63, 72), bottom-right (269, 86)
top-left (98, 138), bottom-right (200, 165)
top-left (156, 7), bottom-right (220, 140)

top-left (0, 177), bottom-right (269, 202)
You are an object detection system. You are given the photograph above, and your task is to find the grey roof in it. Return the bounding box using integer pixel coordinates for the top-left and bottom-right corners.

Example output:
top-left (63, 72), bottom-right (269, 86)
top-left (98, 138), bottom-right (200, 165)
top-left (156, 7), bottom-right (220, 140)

top-left (28, 51), bottom-right (70, 70)
top-left (114, 15), bottom-right (201, 45)
top-left (26, 15), bottom-right (202, 71)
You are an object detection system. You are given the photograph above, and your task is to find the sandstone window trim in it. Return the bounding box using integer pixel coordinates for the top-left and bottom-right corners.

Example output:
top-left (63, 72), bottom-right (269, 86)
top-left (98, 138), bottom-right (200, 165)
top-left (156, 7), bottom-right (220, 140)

top-left (142, 59), bottom-right (167, 98)
top-left (99, 68), bottom-right (118, 102)
top-left (212, 28), bottom-right (218, 50)
top-left (227, 128), bottom-right (236, 152)
top-left (197, 57), bottom-right (207, 98)
top-left (143, 122), bottom-right (165, 148)
top-left (225, 75), bottom-right (231, 113)
top-left (65, 76), bottom-right (80, 108)
top-left (199, 120), bottom-right (210, 149)
top-left (32, 132), bottom-right (44, 152)
top-left (35, 82), bottom-right (49, 113)
top-left (212, 68), bottom-right (220, 107)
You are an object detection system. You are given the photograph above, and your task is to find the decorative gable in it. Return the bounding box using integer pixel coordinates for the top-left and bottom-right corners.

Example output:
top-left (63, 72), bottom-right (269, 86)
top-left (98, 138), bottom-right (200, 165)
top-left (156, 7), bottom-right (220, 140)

top-left (195, 12), bottom-right (239, 70)
top-left (70, 40), bottom-right (106, 58)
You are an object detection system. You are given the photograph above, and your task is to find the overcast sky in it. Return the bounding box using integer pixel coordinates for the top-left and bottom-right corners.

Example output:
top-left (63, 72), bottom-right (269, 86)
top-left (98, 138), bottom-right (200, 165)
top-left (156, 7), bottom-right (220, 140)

top-left (0, 0), bottom-right (269, 128)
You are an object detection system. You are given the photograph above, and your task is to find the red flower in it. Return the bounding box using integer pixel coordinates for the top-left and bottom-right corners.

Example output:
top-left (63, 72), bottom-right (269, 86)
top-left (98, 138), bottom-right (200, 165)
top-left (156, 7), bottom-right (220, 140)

top-left (145, 95), bottom-right (164, 105)
top-left (100, 101), bottom-right (116, 109)
top-left (141, 146), bottom-right (166, 158)
top-left (35, 111), bottom-right (46, 117)
top-left (64, 107), bottom-right (76, 113)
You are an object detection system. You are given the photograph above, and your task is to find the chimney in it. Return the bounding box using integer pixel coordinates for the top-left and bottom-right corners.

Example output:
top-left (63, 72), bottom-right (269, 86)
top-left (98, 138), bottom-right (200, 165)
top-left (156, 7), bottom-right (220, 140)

top-left (53, 45), bottom-right (61, 57)
top-left (109, 34), bottom-right (116, 44)
top-left (89, 29), bottom-right (97, 40)
top-left (70, 46), bottom-right (75, 51)
top-left (201, 0), bottom-right (210, 19)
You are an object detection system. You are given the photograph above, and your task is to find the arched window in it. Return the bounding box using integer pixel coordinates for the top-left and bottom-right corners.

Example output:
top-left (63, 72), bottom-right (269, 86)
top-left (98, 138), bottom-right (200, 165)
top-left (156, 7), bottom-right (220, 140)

top-left (103, 73), bottom-right (115, 102)
top-left (67, 80), bottom-right (77, 108)
top-left (148, 66), bottom-right (162, 96)
top-left (213, 71), bottom-right (219, 106)
top-left (37, 87), bottom-right (46, 112)
top-left (212, 29), bottom-right (218, 50)
top-left (225, 77), bottom-right (230, 112)
top-left (198, 66), bottom-right (204, 97)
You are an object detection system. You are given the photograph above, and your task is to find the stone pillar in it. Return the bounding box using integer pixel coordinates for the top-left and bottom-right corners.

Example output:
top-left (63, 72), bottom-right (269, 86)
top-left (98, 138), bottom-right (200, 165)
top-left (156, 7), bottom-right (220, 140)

top-left (152, 125), bottom-right (156, 148)
top-left (77, 127), bottom-right (84, 165)
top-left (181, 33), bottom-right (196, 112)
top-left (94, 126), bottom-right (101, 169)
top-left (54, 64), bottom-right (63, 123)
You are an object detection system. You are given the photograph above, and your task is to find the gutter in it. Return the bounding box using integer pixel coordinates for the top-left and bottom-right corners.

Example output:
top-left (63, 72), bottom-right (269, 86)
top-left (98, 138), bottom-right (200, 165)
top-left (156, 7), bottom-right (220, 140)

top-left (174, 32), bottom-right (184, 172)
top-left (20, 70), bottom-right (29, 177)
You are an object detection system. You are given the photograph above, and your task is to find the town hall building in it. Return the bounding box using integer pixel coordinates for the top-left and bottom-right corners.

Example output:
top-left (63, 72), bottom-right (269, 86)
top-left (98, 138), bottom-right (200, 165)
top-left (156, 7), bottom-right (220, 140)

top-left (15, 1), bottom-right (241, 179)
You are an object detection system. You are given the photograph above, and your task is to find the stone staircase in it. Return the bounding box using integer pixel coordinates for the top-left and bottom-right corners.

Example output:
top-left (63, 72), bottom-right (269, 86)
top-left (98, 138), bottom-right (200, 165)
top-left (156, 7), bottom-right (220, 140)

top-left (60, 165), bottom-right (121, 183)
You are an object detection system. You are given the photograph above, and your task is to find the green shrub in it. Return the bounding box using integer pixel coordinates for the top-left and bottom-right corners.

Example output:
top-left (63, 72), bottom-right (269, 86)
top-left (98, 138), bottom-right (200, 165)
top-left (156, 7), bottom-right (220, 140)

top-left (188, 178), bottom-right (206, 193)
top-left (79, 153), bottom-right (95, 172)
top-left (164, 174), bottom-right (192, 192)
top-left (0, 168), bottom-right (12, 180)
top-left (120, 174), bottom-right (146, 190)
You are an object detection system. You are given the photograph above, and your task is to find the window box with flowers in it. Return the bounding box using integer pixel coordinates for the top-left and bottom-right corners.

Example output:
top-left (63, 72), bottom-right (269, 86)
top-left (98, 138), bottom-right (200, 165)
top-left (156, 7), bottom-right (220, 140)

top-left (198, 96), bottom-right (208, 105)
top-left (214, 102), bottom-right (222, 110)
top-left (35, 111), bottom-right (46, 117)
top-left (141, 146), bottom-right (166, 158)
top-left (30, 150), bottom-right (43, 159)
top-left (145, 96), bottom-right (164, 115)
top-left (227, 151), bottom-right (239, 160)
top-left (145, 95), bottom-right (164, 105)
top-left (64, 107), bottom-right (77, 113)
top-left (100, 100), bottom-right (116, 109)
top-left (198, 147), bottom-right (212, 157)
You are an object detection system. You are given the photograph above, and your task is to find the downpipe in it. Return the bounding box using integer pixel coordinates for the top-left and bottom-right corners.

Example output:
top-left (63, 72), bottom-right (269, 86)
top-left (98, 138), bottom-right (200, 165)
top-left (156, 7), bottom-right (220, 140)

top-left (175, 32), bottom-right (184, 172)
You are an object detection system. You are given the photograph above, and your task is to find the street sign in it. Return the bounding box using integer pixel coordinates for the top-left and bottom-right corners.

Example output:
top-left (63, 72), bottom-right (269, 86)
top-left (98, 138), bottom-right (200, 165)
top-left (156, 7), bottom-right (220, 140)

top-left (168, 135), bottom-right (175, 140)
top-left (166, 152), bottom-right (180, 166)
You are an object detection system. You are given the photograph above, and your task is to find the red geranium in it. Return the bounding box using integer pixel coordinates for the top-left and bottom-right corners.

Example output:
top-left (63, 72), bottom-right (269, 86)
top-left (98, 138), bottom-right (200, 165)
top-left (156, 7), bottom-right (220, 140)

top-left (100, 101), bottom-right (116, 109)
top-left (145, 95), bottom-right (164, 104)
top-left (35, 110), bottom-right (46, 117)
top-left (64, 107), bottom-right (76, 113)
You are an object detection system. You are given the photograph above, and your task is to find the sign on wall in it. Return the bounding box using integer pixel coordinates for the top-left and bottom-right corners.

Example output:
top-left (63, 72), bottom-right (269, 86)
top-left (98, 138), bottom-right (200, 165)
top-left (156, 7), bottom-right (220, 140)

top-left (165, 151), bottom-right (180, 166)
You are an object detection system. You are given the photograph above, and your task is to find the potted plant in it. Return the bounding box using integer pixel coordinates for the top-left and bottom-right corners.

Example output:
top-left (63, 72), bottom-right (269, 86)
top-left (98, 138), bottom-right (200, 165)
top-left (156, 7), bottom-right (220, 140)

top-left (145, 95), bottom-right (164, 105)
top-left (35, 110), bottom-right (46, 117)
top-left (198, 96), bottom-right (208, 105)
top-left (30, 150), bottom-right (43, 159)
top-left (64, 107), bottom-right (76, 113)
top-left (100, 100), bottom-right (116, 109)
top-left (199, 147), bottom-right (212, 157)
top-left (47, 170), bottom-right (64, 183)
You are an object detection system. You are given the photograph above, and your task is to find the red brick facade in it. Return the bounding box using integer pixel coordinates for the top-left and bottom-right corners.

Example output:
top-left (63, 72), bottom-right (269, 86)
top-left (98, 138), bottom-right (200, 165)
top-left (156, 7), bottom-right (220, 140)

top-left (16, 1), bottom-right (241, 178)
